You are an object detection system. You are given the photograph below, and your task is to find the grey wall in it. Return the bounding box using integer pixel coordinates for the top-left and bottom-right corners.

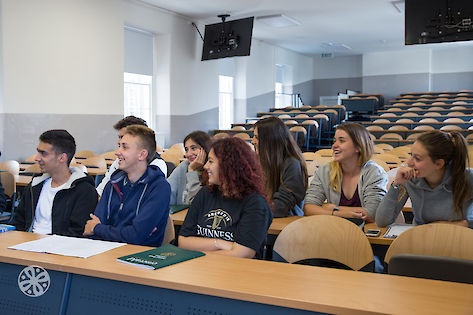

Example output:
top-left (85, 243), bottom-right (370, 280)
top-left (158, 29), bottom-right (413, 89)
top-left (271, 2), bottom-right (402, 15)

top-left (246, 92), bottom-right (275, 117)
top-left (431, 71), bottom-right (473, 92)
top-left (294, 80), bottom-right (316, 107)
top-left (313, 77), bottom-right (362, 105)
top-left (362, 73), bottom-right (430, 103)
top-left (2, 114), bottom-right (120, 161)
top-left (166, 107), bottom-right (219, 146)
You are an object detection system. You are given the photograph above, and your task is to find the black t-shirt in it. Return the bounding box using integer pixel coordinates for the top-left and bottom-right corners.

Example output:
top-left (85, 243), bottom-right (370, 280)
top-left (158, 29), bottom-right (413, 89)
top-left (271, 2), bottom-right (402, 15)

top-left (179, 187), bottom-right (273, 258)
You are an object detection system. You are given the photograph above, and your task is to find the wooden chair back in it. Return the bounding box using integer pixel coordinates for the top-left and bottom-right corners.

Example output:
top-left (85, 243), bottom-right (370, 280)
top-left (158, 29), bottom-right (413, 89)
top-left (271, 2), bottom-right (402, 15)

top-left (233, 132), bottom-right (251, 141)
top-left (370, 157), bottom-right (390, 172)
top-left (162, 215), bottom-right (175, 244)
top-left (440, 125), bottom-right (463, 131)
top-left (388, 125), bottom-right (409, 131)
top-left (401, 112), bottom-right (418, 117)
top-left (443, 117), bottom-right (465, 123)
top-left (385, 223), bottom-right (473, 264)
top-left (0, 160), bottom-right (20, 175)
top-left (231, 125), bottom-right (246, 131)
top-left (396, 118), bottom-right (415, 124)
top-left (99, 151), bottom-right (117, 161)
top-left (373, 153), bottom-right (402, 169)
top-left (167, 143), bottom-right (185, 156)
top-left (213, 132), bottom-right (230, 139)
top-left (302, 152), bottom-right (317, 162)
top-left (24, 163), bottom-right (42, 174)
top-left (75, 150), bottom-right (95, 159)
top-left (419, 118), bottom-right (439, 123)
top-left (80, 156), bottom-right (107, 170)
top-left (289, 126), bottom-right (307, 148)
top-left (374, 143), bottom-right (394, 152)
top-left (379, 133), bottom-right (403, 141)
top-left (24, 154), bottom-right (37, 163)
top-left (273, 215), bottom-right (374, 271)
top-left (161, 150), bottom-right (183, 167)
top-left (0, 171), bottom-right (16, 197)
top-left (366, 125), bottom-right (384, 131)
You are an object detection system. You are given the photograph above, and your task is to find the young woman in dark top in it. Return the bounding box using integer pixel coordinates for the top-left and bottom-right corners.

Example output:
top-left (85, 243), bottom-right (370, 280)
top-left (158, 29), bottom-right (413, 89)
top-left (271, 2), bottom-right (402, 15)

top-left (179, 137), bottom-right (273, 259)
top-left (252, 116), bottom-right (308, 217)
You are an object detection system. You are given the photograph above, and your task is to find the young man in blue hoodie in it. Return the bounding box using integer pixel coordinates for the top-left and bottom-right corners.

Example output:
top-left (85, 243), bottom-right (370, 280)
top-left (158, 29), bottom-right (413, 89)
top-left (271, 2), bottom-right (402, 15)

top-left (83, 125), bottom-right (171, 246)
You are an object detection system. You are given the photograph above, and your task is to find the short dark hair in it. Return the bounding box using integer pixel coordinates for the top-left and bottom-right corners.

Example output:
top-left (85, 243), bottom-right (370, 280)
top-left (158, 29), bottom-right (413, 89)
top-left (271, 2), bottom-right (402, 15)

top-left (123, 125), bottom-right (157, 164)
top-left (39, 129), bottom-right (76, 165)
top-left (113, 116), bottom-right (148, 130)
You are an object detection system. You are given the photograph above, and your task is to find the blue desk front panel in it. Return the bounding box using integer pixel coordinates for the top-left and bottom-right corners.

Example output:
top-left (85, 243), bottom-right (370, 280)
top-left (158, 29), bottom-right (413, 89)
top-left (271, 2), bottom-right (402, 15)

top-left (66, 274), bottom-right (323, 315)
top-left (0, 262), bottom-right (69, 315)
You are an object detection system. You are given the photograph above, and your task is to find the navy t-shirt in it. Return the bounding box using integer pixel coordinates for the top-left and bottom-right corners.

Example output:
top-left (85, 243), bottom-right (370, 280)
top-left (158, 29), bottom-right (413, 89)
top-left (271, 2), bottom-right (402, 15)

top-left (179, 187), bottom-right (273, 258)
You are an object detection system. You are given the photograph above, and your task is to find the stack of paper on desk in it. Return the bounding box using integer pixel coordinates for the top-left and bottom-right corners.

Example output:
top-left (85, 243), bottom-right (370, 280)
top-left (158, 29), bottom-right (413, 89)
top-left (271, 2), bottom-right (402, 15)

top-left (383, 223), bottom-right (414, 238)
top-left (8, 235), bottom-right (125, 258)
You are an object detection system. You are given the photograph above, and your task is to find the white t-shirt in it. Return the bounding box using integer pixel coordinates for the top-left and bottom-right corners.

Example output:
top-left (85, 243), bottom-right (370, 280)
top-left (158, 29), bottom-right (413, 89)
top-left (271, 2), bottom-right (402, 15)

top-left (32, 178), bottom-right (66, 234)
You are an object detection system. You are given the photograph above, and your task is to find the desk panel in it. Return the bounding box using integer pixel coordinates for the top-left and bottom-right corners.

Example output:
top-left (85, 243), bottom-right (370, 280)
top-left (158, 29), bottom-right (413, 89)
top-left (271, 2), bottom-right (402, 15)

top-left (67, 274), bottom-right (317, 315)
top-left (0, 262), bottom-right (69, 315)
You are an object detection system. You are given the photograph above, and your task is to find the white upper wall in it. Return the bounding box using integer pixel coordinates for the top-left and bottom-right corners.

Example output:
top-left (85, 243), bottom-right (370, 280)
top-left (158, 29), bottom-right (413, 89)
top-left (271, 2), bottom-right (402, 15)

top-left (431, 46), bottom-right (473, 73)
top-left (124, 1), bottom-right (219, 116)
top-left (1, 0), bottom-right (123, 114)
top-left (275, 46), bottom-right (314, 85)
top-left (362, 45), bottom-right (473, 76)
top-left (363, 49), bottom-right (431, 76)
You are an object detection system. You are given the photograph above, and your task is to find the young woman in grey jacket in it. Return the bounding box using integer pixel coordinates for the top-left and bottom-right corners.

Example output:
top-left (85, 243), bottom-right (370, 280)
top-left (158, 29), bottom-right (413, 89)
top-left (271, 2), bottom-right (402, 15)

top-left (304, 122), bottom-right (388, 223)
top-left (376, 130), bottom-right (473, 228)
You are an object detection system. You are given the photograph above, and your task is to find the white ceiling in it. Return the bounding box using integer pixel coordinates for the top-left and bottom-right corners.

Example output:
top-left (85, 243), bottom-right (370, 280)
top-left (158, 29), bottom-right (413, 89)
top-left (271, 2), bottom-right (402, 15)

top-left (139, 0), bottom-right (473, 57)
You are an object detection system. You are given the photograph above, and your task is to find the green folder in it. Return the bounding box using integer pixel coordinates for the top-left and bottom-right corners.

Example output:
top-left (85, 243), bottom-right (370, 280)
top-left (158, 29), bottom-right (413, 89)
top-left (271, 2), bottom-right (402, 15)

top-left (169, 204), bottom-right (189, 214)
top-left (117, 243), bottom-right (205, 270)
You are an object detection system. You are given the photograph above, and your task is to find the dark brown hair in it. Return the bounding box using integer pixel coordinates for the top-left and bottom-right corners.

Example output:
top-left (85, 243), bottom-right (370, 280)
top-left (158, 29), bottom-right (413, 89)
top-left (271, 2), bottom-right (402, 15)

top-left (254, 116), bottom-right (308, 200)
top-left (39, 129), bottom-right (76, 165)
top-left (113, 116), bottom-right (147, 130)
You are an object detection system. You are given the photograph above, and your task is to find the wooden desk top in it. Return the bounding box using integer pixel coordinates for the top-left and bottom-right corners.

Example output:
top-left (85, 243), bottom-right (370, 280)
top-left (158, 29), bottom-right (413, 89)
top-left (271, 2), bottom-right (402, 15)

top-left (171, 210), bottom-right (397, 245)
top-left (83, 167), bottom-right (107, 176)
top-left (1, 231), bottom-right (472, 315)
top-left (15, 174), bottom-right (32, 187)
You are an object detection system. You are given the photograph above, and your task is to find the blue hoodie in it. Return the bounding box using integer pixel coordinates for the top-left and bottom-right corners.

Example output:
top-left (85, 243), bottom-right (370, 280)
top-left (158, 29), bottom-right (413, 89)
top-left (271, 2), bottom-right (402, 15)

top-left (93, 165), bottom-right (171, 246)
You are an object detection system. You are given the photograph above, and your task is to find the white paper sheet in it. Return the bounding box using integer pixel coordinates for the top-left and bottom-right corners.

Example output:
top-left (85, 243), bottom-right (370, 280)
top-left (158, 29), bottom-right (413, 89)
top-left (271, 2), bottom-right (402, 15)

top-left (8, 235), bottom-right (126, 258)
top-left (383, 223), bottom-right (415, 238)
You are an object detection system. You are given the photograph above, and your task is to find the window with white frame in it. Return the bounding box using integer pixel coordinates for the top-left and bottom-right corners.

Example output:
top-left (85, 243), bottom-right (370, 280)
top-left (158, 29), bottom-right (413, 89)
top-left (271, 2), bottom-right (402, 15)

top-left (219, 75), bottom-right (234, 130)
top-left (275, 81), bottom-right (285, 108)
top-left (124, 27), bottom-right (154, 129)
top-left (124, 72), bottom-right (153, 128)
top-left (275, 64), bottom-right (293, 108)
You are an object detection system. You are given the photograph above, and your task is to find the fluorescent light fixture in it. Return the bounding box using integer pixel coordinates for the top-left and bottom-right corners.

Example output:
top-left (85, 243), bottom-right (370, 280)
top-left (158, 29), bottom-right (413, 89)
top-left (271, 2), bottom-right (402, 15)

top-left (391, 0), bottom-right (405, 13)
top-left (256, 14), bottom-right (301, 28)
top-left (321, 42), bottom-right (352, 51)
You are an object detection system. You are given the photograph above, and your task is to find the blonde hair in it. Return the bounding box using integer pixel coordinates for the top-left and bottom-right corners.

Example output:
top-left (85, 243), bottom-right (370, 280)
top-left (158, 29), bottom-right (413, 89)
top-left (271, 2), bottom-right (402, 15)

top-left (329, 123), bottom-right (374, 192)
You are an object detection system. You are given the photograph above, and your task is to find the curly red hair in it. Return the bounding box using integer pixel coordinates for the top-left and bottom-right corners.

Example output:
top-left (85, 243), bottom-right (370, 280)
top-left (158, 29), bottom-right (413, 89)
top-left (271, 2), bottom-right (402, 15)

top-left (205, 137), bottom-right (266, 200)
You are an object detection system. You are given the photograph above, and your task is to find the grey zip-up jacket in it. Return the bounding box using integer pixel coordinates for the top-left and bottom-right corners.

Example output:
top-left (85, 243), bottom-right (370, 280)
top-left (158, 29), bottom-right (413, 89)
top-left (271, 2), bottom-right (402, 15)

top-left (304, 160), bottom-right (388, 218)
top-left (376, 167), bottom-right (473, 228)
